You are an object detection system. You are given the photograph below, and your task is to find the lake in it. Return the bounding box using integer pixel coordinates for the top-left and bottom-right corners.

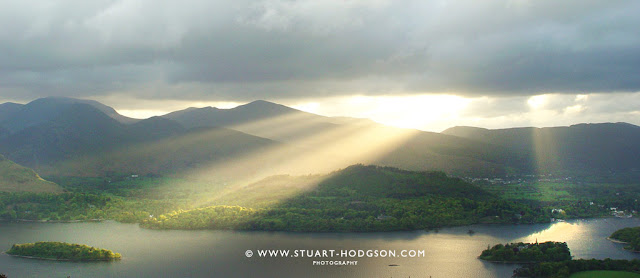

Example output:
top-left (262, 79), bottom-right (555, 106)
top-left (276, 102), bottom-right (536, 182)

top-left (1, 218), bottom-right (640, 277)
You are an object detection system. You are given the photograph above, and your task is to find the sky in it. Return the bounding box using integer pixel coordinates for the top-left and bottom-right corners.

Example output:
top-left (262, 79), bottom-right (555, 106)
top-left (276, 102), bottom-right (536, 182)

top-left (1, 0), bottom-right (639, 132)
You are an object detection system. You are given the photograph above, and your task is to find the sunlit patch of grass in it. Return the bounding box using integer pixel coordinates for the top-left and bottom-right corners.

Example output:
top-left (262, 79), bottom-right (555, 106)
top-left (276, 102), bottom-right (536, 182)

top-left (0, 155), bottom-right (62, 193)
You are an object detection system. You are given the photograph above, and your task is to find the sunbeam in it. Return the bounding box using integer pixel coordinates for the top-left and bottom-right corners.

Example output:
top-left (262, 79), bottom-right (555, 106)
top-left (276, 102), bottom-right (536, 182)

top-left (182, 120), bottom-right (420, 207)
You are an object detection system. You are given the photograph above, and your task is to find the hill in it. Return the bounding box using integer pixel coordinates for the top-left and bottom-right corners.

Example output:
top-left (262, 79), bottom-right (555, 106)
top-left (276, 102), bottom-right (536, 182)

top-left (205, 164), bottom-right (495, 208)
top-left (443, 123), bottom-right (640, 178)
top-left (0, 154), bottom-right (62, 193)
top-left (142, 165), bottom-right (548, 231)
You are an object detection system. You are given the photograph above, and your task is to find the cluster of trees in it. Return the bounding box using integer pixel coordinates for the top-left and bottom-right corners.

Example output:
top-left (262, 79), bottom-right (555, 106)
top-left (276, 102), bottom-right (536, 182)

top-left (0, 191), bottom-right (183, 223)
top-left (0, 192), bottom-right (110, 221)
top-left (479, 242), bottom-right (571, 262)
top-left (7, 241), bottom-right (121, 261)
top-left (141, 205), bottom-right (257, 230)
top-left (553, 200), bottom-right (610, 219)
top-left (513, 259), bottom-right (640, 278)
top-left (610, 227), bottom-right (640, 251)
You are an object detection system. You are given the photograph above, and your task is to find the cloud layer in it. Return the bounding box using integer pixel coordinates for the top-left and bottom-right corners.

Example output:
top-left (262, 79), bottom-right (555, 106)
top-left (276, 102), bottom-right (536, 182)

top-left (1, 0), bottom-right (639, 104)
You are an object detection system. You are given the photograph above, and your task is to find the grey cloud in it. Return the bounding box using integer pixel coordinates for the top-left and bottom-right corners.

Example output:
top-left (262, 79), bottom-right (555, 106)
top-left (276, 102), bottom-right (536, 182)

top-left (0, 0), bottom-right (639, 103)
top-left (459, 97), bottom-right (529, 118)
top-left (582, 93), bottom-right (640, 114)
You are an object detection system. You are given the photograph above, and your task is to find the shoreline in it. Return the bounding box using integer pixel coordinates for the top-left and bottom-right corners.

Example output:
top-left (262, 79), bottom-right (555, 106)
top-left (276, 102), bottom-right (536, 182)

top-left (606, 237), bottom-right (640, 253)
top-left (478, 259), bottom-right (537, 264)
top-left (0, 218), bottom-right (103, 223)
top-left (607, 237), bottom-right (629, 244)
top-left (0, 216), bottom-right (633, 233)
top-left (2, 252), bottom-right (119, 262)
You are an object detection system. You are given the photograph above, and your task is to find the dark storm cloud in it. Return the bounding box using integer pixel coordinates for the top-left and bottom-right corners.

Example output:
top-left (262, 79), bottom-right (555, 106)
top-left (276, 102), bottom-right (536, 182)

top-left (1, 0), bottom-right (639, 103)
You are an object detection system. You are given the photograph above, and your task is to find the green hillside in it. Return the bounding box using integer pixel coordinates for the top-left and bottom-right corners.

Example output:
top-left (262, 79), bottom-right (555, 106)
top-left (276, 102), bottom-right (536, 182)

top-left (141, 165), bottom-right (550, 231)
top-left (0, 155), bottom-right (62, 193)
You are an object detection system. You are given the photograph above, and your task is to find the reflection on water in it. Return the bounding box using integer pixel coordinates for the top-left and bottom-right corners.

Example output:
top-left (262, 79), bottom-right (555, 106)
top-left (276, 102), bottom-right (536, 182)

top-left (1, 218), bottom-right (639, 278)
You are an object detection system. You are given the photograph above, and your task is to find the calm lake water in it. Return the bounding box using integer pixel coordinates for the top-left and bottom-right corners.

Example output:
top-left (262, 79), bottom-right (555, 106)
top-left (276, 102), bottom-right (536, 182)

top-left (1, 218), bottom-right (640, 278)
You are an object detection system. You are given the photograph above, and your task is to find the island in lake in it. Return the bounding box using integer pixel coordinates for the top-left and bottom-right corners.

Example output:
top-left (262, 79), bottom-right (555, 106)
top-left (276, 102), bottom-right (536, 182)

top-left (479, 241), bottom-right (571, 263)
top-left (482, 240), bottom-right (640, 277)
top-left (6, 241), bottom-right (121, 261)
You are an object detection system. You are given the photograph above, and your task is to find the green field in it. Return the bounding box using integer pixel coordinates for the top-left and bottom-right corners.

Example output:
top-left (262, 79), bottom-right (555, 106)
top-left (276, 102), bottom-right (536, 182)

top-left (0, 155), bottom-right (63, 193)
top-left (570, 270), bottom-right (640, 278)
top-left (480, 182), bottom-right (573, 202)
top-left (479, 181), bottom-right (640, 203)
top-left (478, 180), bottom-right (640, 219)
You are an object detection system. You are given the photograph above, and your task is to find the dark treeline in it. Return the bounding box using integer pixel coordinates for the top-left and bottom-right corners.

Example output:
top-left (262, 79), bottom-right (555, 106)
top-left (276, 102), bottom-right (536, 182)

top-left (479, 242), bottom-right (571, 263)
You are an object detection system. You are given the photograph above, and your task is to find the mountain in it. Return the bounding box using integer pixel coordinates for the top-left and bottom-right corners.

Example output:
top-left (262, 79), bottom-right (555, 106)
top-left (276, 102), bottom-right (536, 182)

top-left (0, 125), bottom-right (8, 139)
top-left (1, 97), bottom-right (509, 178)
top-left (0, 103), bottom-right (129, 167)
top-left (374, 130), bottom-right (521, 177)
top-left (4, 96), bottom-right (640, 180)
top-left (128, 116), bottom-right (186, 141)
top-left (165, 100), bottom-right (324, 127)
top-left (0, 97), bottom-right (137, 134)
top-left (163, 100), bottom-right (340, 142)
top-left (326, 116), bottom-right (377, 126)
top-left (0, 102), bottom-right (23, 122)
top-left (164, 100), bottom-right (524, 176)
top-left (50, 125), bottom-right (279, 177)
top-left (0, 102), bottom-right (278, 177)
top-left (0, 154), bottom-right (63, 193)
top-left (442, 123), bottom-right (640, 177)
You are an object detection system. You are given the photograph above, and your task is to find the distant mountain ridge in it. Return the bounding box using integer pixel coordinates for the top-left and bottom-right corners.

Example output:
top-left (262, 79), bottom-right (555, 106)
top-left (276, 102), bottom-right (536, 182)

top-left (0, 97), bottom-right (137, 135)
top-left (163, 99), bottom-right (525, 176)
top-left (1, 96), bottom-right (639, 180)
top-left (163, 100), bottom-right (340, 142)
top-left (442, 123), bottom-right (640, 177)
top-left (0, 101), bottom-right (277, 176)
